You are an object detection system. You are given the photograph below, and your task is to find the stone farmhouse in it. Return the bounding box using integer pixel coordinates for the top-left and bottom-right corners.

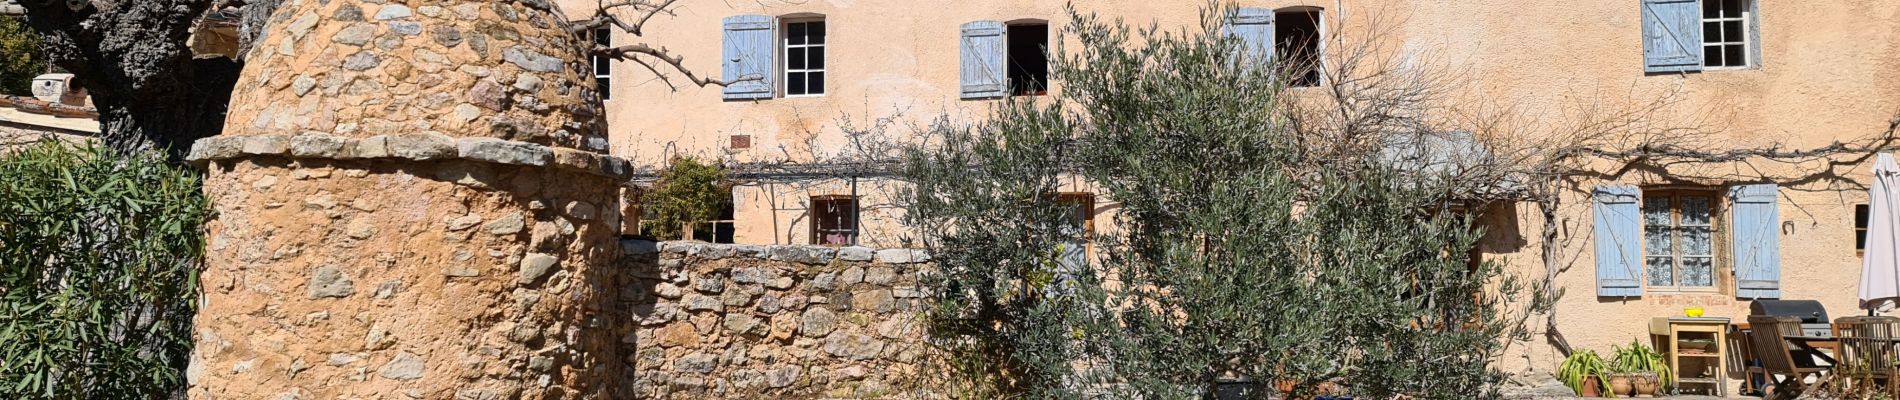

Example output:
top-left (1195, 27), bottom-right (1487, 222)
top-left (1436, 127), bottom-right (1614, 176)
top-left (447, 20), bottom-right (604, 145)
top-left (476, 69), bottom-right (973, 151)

top-left (556, 0), bottom-right (1900, 390)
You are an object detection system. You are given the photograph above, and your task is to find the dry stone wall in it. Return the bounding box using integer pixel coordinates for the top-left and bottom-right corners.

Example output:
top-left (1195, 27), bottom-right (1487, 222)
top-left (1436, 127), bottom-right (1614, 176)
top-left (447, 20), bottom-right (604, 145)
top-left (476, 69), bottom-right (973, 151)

top-left (620, 240), bottom-right (936, 399)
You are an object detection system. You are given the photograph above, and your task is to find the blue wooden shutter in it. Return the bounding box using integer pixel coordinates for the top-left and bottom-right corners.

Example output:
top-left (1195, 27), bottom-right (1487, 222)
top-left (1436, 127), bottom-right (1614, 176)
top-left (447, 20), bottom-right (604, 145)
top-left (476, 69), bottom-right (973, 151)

top-left (960, 21), bottom-right (1006, 99)
top-left (722, 15), bottom-right (774, 100)
top-left (1730, 184), bottom-right (1782, 299)
top-left (1641, 0), bottom-right (1702, 73)
top-left (1224, 8), bottom-right (1275, 66)
top-left (1594, 185), bottom-right (1644, 297)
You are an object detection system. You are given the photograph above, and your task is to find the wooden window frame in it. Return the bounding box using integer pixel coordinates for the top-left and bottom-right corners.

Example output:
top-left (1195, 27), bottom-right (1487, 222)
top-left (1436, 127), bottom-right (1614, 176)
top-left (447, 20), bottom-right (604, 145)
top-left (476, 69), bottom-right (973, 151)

top-left (1054, 192), bottom-right (1095, 239)
top-left (1700, 0), bottom-right (1755, 69)
top-left (1642, 188), bottom-right (1725, 293)
top-left (591, 27), bottom-right (612, 101)
top-left (810, 195), bottom-right (858, 246)
top-left (781, 18), bottom-right (826, 97)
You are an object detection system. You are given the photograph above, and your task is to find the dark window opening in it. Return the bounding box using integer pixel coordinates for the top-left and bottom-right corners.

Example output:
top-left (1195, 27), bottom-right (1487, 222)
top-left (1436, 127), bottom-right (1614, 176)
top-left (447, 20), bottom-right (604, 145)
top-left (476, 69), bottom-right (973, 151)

top-left (1274, 10), bottom-right (1321, 87)
top-left (592, 27), bottom-right (612, 100)
top-left (691, 197), bottom-right (737, 244)
top-left (811, 195), bottom-right (858, 245)
top-left (1007, 23), bottom-right (1048, 96)
top-left (1858, 204), bottom-right (1871, 252)
top-left (784, 20), bottom-right (826, 96)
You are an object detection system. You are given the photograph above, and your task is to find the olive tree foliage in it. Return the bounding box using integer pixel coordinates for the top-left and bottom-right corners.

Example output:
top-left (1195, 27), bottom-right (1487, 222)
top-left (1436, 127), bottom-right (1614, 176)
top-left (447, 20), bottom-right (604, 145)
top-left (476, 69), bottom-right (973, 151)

top-left (0, 16), bottom-right (46, 96)
top-left (0, 142), bottom-right (212, 399)
top-left (904, 5), bottom-right (1544, 399)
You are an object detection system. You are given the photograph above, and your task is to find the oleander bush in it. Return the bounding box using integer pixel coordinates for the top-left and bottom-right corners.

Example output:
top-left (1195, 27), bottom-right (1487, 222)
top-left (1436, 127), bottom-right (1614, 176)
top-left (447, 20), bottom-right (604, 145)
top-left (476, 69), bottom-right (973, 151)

top-left (0, 142), bottom-right (211, 399)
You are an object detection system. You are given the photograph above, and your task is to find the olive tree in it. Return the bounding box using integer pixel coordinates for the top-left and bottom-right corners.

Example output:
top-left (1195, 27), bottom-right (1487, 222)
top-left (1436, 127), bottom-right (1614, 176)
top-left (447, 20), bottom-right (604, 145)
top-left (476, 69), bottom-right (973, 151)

top-left (905, 5), bottom-right (1542, 399)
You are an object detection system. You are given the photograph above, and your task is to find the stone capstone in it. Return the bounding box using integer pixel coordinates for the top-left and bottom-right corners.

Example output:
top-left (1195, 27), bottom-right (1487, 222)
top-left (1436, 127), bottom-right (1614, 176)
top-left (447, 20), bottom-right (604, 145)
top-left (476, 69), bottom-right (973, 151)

top-left (457, 138), bottom-right (553, 166)
top-left (290, 133), bottom-right (357, 159)
top-left (876, 249), bottom-right (931, 264)
top-left (386, 133), bottom-right (458, 160)
top-left (838, 246), bottom-right (874, 261)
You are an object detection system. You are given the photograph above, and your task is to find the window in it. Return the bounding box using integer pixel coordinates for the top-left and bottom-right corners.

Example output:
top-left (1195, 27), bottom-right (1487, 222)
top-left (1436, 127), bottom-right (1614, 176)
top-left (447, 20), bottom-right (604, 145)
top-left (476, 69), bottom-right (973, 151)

top-left (1006, 23), bottom-right (1048, 96)
top-left (1275, 9), bottom-right (1322, 87)
top-left (1858, 204), bottom-right (1872, 253)
top-left (1054, 193), bottom-right (1094, 239)
top-left (811, 195), bottom-right (857, 245)
top-left (1701, 0), bottom-right (1752, 68)
top-left (591, 27), bottom-right (612, 100)
top-left (689, 193), bottom-right (736, 244)
top-left (783, 20), bottom-right (826, 96)
top-left (1643, 190), bottom-right (1718, 289)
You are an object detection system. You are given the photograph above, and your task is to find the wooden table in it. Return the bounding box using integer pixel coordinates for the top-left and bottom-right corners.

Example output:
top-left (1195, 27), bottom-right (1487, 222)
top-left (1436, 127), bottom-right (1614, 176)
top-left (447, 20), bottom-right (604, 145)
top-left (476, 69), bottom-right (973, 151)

top-left (1651, 317), bottom-right (1730, 396)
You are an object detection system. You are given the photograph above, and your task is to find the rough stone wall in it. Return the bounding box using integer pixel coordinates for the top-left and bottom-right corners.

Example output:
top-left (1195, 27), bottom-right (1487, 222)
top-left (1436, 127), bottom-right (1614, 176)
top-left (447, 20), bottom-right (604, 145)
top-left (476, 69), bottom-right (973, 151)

top-left (621, 240), bottom-right (935, 399)
top-left (189, 0), bottom-right (634, 399)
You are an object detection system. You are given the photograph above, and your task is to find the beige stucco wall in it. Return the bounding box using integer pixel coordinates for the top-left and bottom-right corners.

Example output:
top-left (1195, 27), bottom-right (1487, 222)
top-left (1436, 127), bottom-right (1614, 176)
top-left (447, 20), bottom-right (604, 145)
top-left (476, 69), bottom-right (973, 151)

top-left (563, 0), bottom-right (1900, 383)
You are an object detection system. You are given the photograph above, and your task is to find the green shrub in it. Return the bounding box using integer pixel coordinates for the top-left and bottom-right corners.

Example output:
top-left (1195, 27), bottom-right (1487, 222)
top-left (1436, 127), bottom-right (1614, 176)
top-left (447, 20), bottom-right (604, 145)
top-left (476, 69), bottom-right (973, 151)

top-left (643, 156), bottom-right (731, 240)
top-left (0, 143), bottom-right (211, 399)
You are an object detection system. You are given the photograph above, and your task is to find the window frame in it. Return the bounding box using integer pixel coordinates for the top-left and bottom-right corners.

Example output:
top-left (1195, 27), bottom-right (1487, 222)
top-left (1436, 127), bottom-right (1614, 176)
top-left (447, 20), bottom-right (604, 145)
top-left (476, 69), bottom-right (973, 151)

top-left (1641, 188), bottom-right (1725, 293)
top-left (1053, 192), bottom-right (1095, 239)
top-left (1273, 7), bottom-right (1325, 88)
top-left (591, 27), bottom-right (613, 101)
top-left (809, 195), bottom-right (858, 246)
top-left (780, 18), bottom-right (827, 98)
top-left (1699, 0), bottom-right (1758, 70)
top-left (1858, 204), bottom-right (1871, 256)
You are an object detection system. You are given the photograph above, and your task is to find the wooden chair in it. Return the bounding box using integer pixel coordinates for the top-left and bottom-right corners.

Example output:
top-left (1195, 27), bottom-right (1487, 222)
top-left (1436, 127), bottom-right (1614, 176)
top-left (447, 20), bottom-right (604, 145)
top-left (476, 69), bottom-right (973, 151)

top-left (1836, 316), bottom-right (1900, 397)
top-left (1749, 316), bottom-right (1831, 399)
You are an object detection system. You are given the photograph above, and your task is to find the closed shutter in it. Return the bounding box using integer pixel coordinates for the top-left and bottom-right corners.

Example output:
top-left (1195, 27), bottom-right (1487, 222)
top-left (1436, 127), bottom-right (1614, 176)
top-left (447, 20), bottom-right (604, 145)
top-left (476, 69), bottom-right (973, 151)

top-left (1594, 185), bottom-right (1644, 297)
top-left (1641, 0), bottom-right (1702, 73)
top-left (959, 21), bottom-right (1007, 99)
top-left (722, 15), bottom-right (774, 100)
top-left (1730, 183), bottom-right (1782, 299)
top-left (1224, 8), bottom-right (1275, 66)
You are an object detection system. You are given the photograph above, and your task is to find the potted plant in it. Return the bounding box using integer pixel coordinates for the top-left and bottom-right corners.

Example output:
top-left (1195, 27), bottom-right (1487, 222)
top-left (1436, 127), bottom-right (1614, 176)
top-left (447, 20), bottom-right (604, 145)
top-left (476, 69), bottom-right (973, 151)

top-left (1557, 350), bottom-right (1611, 397)
top-left (1611, 340), bottom-right (1674, 398)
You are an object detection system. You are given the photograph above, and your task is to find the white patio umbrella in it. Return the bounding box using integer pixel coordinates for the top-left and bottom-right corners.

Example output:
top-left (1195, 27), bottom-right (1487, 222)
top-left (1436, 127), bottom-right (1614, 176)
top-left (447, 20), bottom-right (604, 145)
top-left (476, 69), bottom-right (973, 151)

top-left (1860, 153), bottom-right (1900, 313)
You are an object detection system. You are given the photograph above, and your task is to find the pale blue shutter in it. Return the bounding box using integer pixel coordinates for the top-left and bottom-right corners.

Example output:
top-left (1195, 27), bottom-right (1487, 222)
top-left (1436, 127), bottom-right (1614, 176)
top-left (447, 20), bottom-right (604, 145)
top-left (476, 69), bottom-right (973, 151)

top-left (1594, 185), bottom-right (1644, 297)
top-left (959, 21), bottom-right (1006, 99)
top-left (1223, 8), bottom-right (1275, 66)
top-left (1641, 0), bottom-right (1702, 73)
top-left (722, 15), bottom-right (774, 100)
top-left (1730, 184), bottom-right (1782, 299)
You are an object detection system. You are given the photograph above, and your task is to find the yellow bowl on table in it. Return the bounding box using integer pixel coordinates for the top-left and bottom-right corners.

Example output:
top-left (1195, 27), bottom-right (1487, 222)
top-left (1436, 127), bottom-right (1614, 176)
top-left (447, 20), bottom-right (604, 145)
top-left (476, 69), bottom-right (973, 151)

top-left (1685, 307), bottom-right (1705, 317)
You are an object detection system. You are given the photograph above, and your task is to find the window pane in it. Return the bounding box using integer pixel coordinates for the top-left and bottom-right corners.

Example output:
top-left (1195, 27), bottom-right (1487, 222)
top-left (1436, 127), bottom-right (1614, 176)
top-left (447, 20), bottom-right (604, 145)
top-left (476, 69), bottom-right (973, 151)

top-left (1703, 0), bottom-right (1721, 18)
top-left (1724, 21), bottom-right (1744, 44)
top-left (1683, 226), bottom-right (1713, 256)
top-left (809, 21), bottom-right (826, 44)
top-left (1860, 229), bottom-right (1870, 251)
top-left (1646, 226), bottom-right (1675, 257)
top-left (1648, 256), bottom-right (1676, 286)
top-left (1681, 196), bottom-right (1711, 226)
top-left (1704, 45), bottom-right (1724, 67)
top-left (1682, 257), bottom-right (1714, 286)
top-left (788, 47), bottom-right (807, 70)
top-left (787, 72), bottom-right (807, 95)
top-left (788, 23), bottom-right (807, 45)
top-left (595, 60), bottom-right (610, 75)
top-left (595, 28), bottom-right (611, 46)
top-left (1725, 44), bottom-right (1746, 66)
top-left (596, 77), bottom-right (610, 100)
top-left (809, 47), bottom-right (825, 70)
top-left (1858, 204), bottom-right (1872, 228)
top-left (808, 72), bottom-right (824, 95)
top-left (1703, 21), bottom-right (1723, 44)
top-left (1725, 0), bottom-right (1745, 18)
top-left (1644, 197), bottom-right (1673, 225)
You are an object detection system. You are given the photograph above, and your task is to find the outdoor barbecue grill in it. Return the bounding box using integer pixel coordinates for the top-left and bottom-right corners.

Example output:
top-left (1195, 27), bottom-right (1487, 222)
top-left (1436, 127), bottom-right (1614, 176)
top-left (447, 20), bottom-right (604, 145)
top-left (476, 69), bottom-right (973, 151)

top-left (1749, 299), bottom-right (1832, 337)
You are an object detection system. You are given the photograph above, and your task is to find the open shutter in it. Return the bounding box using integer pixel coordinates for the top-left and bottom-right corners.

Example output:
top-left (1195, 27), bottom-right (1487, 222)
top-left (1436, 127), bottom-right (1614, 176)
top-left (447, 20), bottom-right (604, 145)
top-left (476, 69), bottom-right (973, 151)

top-left (1731, 184), bottom-right (1782, 299)
top-left (1594, 185), bottom-right (1644, 297)
top-left (959, 21), bottom-right (1007, 99)
top-left (722, 15), bottom-right (774, 100)
top-left (1641, 0), bottom-right (1702, 73)
top-left (1223, 8), bottom-right (1275, 66)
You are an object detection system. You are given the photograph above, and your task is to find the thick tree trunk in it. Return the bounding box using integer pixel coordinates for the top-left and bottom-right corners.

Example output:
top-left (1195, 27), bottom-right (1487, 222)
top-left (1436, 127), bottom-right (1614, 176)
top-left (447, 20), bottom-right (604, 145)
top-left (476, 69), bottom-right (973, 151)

top-left (15, 0), bottom-right (240, 159)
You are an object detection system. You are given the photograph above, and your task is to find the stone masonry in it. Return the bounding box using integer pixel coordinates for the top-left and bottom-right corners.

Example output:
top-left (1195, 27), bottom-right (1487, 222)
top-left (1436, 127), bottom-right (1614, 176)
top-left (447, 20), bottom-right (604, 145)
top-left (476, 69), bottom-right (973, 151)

top-left (189, 1), bottom-right (633, 399)
top-left (620, 240), bottom-right (934, 399)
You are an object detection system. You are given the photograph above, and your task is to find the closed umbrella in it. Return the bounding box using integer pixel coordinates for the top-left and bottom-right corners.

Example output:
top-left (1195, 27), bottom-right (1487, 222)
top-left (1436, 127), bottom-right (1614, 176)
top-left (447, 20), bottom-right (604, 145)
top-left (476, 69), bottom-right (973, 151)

top-left (1860, 153), bottom-right (1900, 313)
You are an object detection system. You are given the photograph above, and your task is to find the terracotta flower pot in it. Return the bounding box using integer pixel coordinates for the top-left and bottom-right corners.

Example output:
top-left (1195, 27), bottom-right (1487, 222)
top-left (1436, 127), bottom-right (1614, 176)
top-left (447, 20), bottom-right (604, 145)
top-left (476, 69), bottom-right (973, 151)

top-left (1607, 373), bottom-right (1633, 397)
top-left (1580, 376), bottom-right (1604, 397)
top-left (1630, 372), bottom-right (1659, 397)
